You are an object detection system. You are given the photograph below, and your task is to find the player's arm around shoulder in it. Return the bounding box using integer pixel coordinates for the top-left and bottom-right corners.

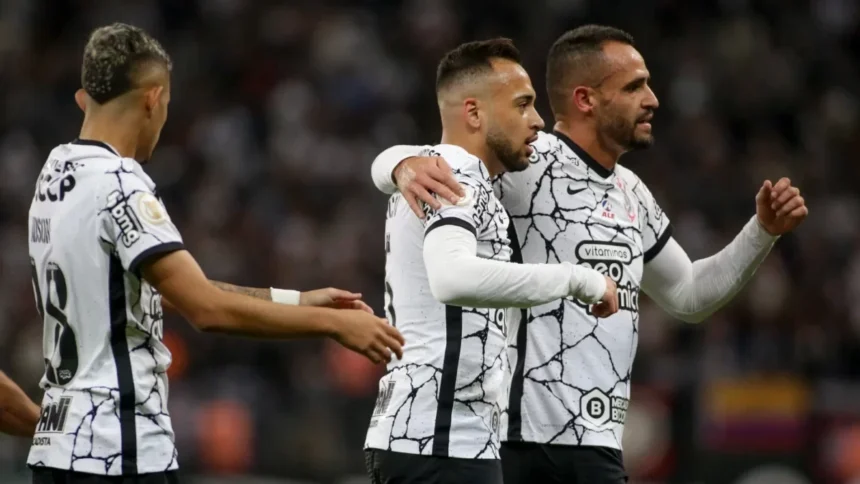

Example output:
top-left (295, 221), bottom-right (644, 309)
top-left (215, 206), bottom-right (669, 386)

top-left (141, 250), bottom-right (404, 364)
top-left (384, 147), bottom-right (469, 219)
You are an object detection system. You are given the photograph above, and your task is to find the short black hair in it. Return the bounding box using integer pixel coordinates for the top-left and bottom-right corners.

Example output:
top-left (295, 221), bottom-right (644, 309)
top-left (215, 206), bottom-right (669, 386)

top-left (436, 38), bottom-right (521, 93)
top-left (81, 23), bottom-right (172, 104)
top-left (546, 25), bottom-right (635, 115)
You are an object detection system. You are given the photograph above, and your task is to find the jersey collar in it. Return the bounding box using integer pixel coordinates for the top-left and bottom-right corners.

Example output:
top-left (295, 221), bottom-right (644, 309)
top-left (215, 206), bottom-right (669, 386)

top-left (552, 131), bottom-right (614, 179)
top-left (71, 138), bottom-right (120, 157)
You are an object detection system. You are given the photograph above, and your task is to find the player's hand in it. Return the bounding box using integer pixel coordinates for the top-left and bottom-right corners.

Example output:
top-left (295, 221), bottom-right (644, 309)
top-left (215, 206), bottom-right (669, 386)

top-left (393, 156), bottom-right (466, 219)
top-left (590, 276), bottom-right (619, 318)
top-left (330, 311), bottom-right (405, 364)
top-left (300, 288), bottom-right (373, 313)
top-left (755, 178), bottom-right (808, 236)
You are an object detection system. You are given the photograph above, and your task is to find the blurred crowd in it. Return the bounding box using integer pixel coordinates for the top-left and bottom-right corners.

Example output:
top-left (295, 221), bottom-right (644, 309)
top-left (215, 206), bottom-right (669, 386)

top-left (0, 0), bottom-right (858, 482)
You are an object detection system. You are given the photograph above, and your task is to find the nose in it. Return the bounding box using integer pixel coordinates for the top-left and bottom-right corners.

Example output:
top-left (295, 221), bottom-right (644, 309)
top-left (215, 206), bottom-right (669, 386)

top-left (531, 108), bottom-right (545, 131)
top-left (644, 84), bottom-right (659, 110)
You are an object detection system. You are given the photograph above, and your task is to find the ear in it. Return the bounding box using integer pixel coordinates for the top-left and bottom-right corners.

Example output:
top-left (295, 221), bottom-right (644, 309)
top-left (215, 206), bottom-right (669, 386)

top-left (74, 89), bottom-right (88, 112)
top-left (144, 85), bottom-right (164, 118)
top-left (572, 86), bottom-right (596, 114)
top-left (464, 98), bottom-right (481, 129)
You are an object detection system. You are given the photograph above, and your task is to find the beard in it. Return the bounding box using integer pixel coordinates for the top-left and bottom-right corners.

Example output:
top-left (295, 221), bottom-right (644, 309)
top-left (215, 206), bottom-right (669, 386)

top-left (600, 109), bottom-right (654, 152)
top-left (487, 124), bottom-right (529, 173)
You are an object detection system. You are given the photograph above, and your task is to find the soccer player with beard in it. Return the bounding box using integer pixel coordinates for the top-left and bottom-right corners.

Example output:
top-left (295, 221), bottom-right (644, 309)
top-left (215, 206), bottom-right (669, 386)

top-left (363, 38), bottom-right (619, 484)
top-left (370, 25), bottom-right (808, 484)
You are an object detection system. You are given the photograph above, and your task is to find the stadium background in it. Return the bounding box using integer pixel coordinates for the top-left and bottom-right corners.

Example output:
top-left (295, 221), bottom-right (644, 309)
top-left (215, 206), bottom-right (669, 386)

top-left (0, 0), bottom-right (858, 483)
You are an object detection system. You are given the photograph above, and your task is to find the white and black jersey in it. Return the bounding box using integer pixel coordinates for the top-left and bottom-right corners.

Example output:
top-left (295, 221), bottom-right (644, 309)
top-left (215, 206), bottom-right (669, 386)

top-left (365, 144), bottom-right (511, 459)
top-left (499, 131), bottom-right (672, 449)
top-left (27, 140), bottom-right (184, 475)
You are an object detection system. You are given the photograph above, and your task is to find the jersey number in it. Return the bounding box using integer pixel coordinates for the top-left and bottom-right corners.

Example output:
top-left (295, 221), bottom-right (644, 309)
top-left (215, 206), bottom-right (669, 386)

top-left (384, 280), bottom-right (396, 327)
top-left (30, 258), bottom-right (78, 386)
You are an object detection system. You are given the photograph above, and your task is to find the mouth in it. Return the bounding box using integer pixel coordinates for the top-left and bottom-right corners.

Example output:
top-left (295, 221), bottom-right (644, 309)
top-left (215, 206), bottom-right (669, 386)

top-left (525, 135), bottom-right (538, 154)
top-left (636, 113), bottom-right (653, 125)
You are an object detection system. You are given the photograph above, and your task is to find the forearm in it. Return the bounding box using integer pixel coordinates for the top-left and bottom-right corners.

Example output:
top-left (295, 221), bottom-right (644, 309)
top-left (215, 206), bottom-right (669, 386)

top-left (371, 145), bottom-right (429, 194)
top-left (424, 226), bottom-right (605, 308)
top-left (210, 281), bottom-right (271, 300)
top-left (1, 409), bottom-right (39, 437)
top-left (198, 289), bottom-right (338, 338)
top-left (0, 373), bottom-right (39, 437)
top-left (642, 216), bottom-right (778, 323)
top-left (164, 281), bottom-right (299, 313)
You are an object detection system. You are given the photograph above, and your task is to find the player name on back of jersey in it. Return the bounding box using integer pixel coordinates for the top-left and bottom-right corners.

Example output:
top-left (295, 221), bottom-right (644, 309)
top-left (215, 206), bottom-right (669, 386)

top-left (28, 142), bottom-right (181, 475)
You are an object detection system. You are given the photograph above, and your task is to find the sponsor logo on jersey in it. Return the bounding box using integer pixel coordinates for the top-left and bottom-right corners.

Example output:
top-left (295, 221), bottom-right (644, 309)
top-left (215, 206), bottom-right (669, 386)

top-left (600, 199), bottom-right (615, 220)
top-left (106, 190), bottom-right (143, 247)
top-left (369, 380), bottom-right (396, 428)
top-left (575, 241), bottom-right (639, 313)
top-left (580, 389), bottom-right (628, 430)
top-left (35, 396), bottom-right (73, 434)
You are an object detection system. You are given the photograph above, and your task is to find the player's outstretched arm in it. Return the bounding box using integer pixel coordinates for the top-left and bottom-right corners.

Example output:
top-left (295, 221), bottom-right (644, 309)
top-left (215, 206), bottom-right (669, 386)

top-left (0, 371), bottom-right (40, 437)
top-left (142, 250), bottom-right (404, 364)
top-left (163, 283), bottom-right (373, 313)
top-left (641, 178), bottom-right (807, 323)
top-left (372, 146), bottom-right (465, 218)
top-left (424, 224), bottom-right (617, 314)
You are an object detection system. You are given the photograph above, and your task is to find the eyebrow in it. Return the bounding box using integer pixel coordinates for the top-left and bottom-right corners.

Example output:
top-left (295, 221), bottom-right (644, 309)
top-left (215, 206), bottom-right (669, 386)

top-left (514, 93), bottom-right (535, 104)
top-left (622, 75), bottom-right (649, 90)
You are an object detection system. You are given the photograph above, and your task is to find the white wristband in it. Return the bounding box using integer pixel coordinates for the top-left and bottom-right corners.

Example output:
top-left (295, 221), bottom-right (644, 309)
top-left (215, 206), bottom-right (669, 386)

top-left (271, 288), bottom-right (301, 305)
top-left (569, 264), bottom-right (607, 304)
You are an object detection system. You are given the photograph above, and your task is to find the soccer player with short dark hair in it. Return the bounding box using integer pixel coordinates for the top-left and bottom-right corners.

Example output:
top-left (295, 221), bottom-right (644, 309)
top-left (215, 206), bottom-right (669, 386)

top-left (27, 23), bottom-right (404, 484)
top-left (364, 38), bottom-right (618, 484)
top-left (370, 24), bottom-right (808, 484)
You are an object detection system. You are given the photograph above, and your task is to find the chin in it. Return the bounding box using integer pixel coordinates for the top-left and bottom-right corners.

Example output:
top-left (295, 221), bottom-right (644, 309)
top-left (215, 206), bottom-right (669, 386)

top-left (627, 135), bottom-right (654, 151)
top-left (505, 158), bottom-right (530, 173)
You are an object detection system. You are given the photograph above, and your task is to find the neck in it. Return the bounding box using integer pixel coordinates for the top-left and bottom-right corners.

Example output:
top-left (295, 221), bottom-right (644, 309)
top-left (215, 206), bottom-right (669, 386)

top-left (78, 107), bottom-right (140, 159)
top-left (440, 129), bottom-right (504, 177)
top-left (553, 118), bottom-right (621, 171)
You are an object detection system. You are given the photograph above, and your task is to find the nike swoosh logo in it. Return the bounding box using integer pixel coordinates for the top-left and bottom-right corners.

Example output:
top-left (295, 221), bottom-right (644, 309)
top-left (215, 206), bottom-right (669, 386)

top-left (567, 185), bottom-right (587, 196)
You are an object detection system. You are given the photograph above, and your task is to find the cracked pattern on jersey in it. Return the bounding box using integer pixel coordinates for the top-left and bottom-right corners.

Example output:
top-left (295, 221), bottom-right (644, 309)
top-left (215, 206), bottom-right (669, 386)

top-left (498, 134), bottom-right (669, 448)
top-left (369, 153), bottom-right (511, 459)
top-left (32, 160), bottom-right (178, 473)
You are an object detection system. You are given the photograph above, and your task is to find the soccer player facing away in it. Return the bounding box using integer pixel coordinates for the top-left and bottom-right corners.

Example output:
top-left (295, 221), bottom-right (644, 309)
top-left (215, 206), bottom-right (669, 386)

top-left (363, 38), bottom-right (618, 484)
top-left (27, 23), bottom-right (403, 484)
top-left (371, 25), bottom-right (808, 484)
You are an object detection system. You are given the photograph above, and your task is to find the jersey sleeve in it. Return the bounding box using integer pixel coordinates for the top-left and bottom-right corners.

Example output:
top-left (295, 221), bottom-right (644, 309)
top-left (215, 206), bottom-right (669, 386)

top-left (422, 160), bottom-right (491, 238)
top-left (634, 178), bottom-right (673, 263)
top-left (97, 171), bottom-right (185, 275)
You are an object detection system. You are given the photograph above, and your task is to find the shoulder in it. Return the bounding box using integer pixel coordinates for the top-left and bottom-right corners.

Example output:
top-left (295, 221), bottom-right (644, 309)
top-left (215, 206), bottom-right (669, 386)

top-left (425, 144), bottom-right (489, 183)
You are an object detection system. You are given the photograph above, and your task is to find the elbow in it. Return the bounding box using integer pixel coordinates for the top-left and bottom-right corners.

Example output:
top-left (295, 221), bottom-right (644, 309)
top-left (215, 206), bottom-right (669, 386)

top-left (177, 294), bottom-right (229, 333)
top-left (428, 273), bottom-right (471, 306)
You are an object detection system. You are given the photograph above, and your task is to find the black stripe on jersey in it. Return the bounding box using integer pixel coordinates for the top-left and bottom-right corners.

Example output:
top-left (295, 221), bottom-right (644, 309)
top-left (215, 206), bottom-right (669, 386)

top-left (643, 224), bottom-right (674, 263)
top-left (425, 217), bottom-right (476, 238)
top-left (71, 139), bottom-right (120, 157)
top-left (432, 305), bottom-right (464, 457)
top-left (505, 217), bottom-right (528, 442)
top-left (128, 242), bottom-right (185, 277)
top-left (109, 254), bottom-right (138, 474)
